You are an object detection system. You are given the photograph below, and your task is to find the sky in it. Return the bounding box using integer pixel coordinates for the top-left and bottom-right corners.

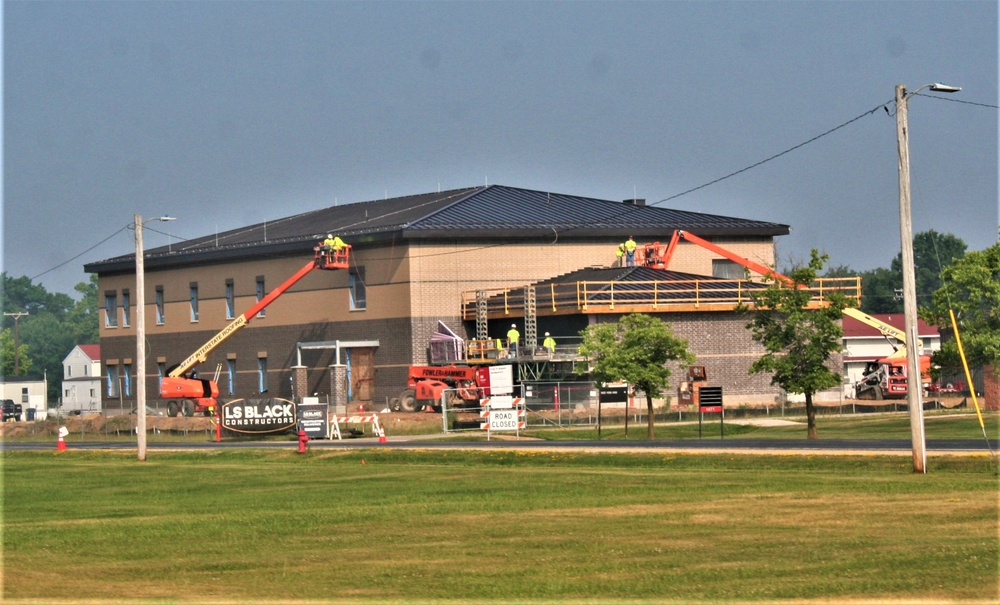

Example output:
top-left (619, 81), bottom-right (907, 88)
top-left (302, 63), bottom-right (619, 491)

top-left (3, 1), bottom-right (998, 296)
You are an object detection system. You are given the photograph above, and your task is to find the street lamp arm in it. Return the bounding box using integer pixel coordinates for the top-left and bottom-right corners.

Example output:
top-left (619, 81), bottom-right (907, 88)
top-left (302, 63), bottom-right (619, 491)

top-left (901, 82), bottom-right (962, 101)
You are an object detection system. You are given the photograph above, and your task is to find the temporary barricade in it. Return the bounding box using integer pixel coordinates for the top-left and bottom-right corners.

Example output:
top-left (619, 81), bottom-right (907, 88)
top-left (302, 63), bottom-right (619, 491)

top-left (479, 397), bottom-right (526, 439)
top-left (329, 414), bottom-right (384, 441)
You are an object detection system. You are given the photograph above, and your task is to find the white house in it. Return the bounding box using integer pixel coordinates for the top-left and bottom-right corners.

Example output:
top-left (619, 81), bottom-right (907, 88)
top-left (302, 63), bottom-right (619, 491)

top-left (61, 344), bottom-right (102, 413)
top-left (842, 313), bottom-right (940, 388)
top-left (1, 377), bottom-right (49, 420)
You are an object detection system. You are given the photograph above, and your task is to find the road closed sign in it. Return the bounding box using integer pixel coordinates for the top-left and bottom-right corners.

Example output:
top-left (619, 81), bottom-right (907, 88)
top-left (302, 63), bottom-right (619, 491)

top-left (488, 409), bottom-right (519, 431)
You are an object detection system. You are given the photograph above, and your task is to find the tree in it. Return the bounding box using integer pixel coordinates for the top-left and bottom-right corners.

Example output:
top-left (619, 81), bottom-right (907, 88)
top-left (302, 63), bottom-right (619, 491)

top-left (2, 273), bottom-right (100, 400)
top-left (742, 250), bottom-right (851, 439)
top-left (859, 267), bottom-right (902, 314)
top-left (894, 230), bottom-right (967, 305)
top-left (921, 242), bottom-right (1000, 373)
top-left (578, 313), bottom-right (694, 439)
top-left (858, 231), bottom-right (967, 314)
top-left (1, 328), bottom-right (33, 376)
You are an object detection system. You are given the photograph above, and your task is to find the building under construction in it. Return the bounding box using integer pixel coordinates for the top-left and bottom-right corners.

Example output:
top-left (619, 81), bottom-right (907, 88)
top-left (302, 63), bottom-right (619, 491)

top-left (85, 184), bottom-right (858, 409)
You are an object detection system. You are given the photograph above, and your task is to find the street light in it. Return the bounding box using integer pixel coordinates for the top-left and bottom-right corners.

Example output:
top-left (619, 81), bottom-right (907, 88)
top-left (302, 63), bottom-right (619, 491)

top-left (895, 82), bottom-right (960, 474)
top-left (134, 214), bottom-right (175, 461)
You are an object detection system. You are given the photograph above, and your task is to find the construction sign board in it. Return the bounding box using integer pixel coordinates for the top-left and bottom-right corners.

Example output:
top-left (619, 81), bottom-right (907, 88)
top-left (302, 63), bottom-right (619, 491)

top-left (297, 400), bottom-right (329, 439)
top-left (488, 365), bottom-right (514, 395)
top-left (488, 409), bottom-right (519, 431)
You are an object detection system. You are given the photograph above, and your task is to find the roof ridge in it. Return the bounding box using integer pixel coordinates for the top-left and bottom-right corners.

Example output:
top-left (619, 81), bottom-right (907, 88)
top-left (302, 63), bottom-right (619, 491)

top-left (397, 186), bottom-right (488, 229)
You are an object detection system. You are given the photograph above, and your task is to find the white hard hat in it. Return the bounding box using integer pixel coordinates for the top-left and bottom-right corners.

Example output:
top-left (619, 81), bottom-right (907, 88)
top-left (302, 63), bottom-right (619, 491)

top-left (327, 234), bottom-right (332, 238)
top-left (511, 324), bottom-right (516, 328)
top-left (545, 332), bottom-right (550, 336)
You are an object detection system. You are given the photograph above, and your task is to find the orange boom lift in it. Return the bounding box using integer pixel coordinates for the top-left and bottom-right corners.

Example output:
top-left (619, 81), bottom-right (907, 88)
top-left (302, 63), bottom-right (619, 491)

top-left (160, 242), bottom-right (350, 417)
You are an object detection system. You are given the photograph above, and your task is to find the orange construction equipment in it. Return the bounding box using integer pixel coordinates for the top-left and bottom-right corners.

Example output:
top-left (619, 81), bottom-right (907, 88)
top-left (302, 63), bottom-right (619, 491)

top-left (653, 230), bottom-right (796, 286)
top-left (161, 242), bottom-right (351, 417)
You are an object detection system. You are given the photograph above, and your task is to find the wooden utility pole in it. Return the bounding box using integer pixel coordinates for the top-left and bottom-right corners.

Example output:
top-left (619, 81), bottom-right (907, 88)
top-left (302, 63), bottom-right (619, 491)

top-left (135, 214), bottom-right (147, 461)
top-left (895, 84), bottom-right (927, 474)
top-left (4, 311), bottom-right (29, 374)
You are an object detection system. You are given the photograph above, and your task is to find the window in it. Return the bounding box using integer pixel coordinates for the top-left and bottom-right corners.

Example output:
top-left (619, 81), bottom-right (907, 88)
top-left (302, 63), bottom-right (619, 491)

top-left (104, 291), bottom-right (118, 327)
top-left (349, 267), bottom-right (366, 310)
top-left (712, 259), bottom-right (745, 280)
top-left (107, 364), bottom-right (119, 397)
top-left (225, 279), bottom-right (235, 319)
top-left (84, 365), bottom-right (89, 376)
top-left (89, 388), bottom-right (95, 398)
top-left (258, 357), bottom-right (268, 393)
top-left (122, 290), bottom-right (131, 327)
top-left (124, 362), bottom-right (132, 397)
top-left (21, 387), bottom-right (28, 403)
top-left (67, 365), bottom-right (72, 378)
top-left (227, 359), bottom-right (237, 395)
top-left (256, 277), bottom-right (266, 317)
top-left (190, 283), bottom-right (199, 322)
top-left (155, 286), bottom-right (165, 324)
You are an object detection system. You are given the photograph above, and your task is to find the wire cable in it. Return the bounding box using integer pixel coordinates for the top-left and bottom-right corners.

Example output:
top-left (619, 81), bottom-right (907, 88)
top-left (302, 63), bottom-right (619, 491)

top-left (30, 224), bottom-right (130, 281)
top-left (651, 101), bottom-right (892, 206)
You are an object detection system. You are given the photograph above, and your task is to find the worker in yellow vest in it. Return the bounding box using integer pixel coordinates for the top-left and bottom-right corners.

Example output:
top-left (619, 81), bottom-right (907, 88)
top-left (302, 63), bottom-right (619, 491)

top-left (507, 324), bottom-right (520, 358)
top-left (542, 332), bottom-right (556, 356)
top-left (623, 236), bottom-right (637, 267)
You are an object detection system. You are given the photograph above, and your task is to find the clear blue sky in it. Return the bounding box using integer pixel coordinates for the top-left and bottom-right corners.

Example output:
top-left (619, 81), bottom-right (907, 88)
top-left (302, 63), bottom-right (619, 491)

top-left (3, 1), bottom-right (997, 295)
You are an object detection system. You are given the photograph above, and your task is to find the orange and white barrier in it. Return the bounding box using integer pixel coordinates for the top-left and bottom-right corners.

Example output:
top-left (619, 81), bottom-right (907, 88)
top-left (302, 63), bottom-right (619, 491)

top-left (329, 414), bottom-right (384, 442)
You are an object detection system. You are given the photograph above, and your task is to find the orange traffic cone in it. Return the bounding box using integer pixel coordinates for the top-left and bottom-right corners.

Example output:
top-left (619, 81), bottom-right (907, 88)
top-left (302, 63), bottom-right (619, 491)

top-left (378, 427), bottom-right (387, 443)
top-left (56, 426), bottom-right (68, 451)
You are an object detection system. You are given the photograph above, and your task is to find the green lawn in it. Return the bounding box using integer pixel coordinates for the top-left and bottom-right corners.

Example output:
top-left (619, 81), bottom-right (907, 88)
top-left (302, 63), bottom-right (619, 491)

top-left (526, 411), bottom-right (1000, 442)
top-left (3, 450), bottom-right (997, 604)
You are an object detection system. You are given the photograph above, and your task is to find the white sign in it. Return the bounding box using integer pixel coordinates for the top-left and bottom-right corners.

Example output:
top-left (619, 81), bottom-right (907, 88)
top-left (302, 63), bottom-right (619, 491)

top-left (488, 365), bottom-right (514, 395)
top-left (489, 409), bottom-right (519, 431)
top-left (489, 395), bottom-right (514, 409)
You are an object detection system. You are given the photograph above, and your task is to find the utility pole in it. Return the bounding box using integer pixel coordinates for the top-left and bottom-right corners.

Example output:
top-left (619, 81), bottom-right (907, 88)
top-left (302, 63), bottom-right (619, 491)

top-left (134, 213), bottom-right (175, 462)
top-left (135, 214), bottom-right (148, 461)
top-left (894, 81), bottom-right (961, 474)
top-left (4, 311), bottom-right (30, 374)
top-left (895, 84), bottom-right (926, 474)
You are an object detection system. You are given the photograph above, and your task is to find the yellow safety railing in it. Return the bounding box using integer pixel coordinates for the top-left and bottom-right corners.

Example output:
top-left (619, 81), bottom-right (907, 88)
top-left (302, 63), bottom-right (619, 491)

top-left (461, 277), bottom-right (861, 319)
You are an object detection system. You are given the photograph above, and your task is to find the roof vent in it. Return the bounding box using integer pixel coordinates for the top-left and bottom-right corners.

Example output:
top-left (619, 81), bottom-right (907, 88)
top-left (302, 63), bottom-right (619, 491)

top-left (623, 198), bottom-right (646, 206)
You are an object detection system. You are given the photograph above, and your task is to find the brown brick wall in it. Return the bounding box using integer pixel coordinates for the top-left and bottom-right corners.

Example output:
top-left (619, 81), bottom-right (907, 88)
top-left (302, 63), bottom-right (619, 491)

top-left (590, 311), bottom-right (844, 406)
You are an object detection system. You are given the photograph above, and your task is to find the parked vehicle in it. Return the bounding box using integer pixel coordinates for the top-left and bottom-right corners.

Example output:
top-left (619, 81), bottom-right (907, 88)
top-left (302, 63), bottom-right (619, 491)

top-left (3, 399), bottom-right (23, 422)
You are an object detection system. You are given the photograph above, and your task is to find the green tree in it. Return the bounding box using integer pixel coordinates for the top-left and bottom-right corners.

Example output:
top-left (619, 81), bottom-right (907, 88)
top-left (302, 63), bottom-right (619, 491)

top-left (578, 313), bottom-right (694, 439)
top-left (860, 267), bottom-right (902, 314)
top-left (743, 250), bottom-right (851, 439)
top-left (1, 328), bottom-right (33, 376)
top-left (893, 230), bottom-right (967, 305)
top-left (921, 242), bottom-right (1000, 373)
top-left (2, 273), bottom-right (100, 400)
top-left (859, 231), bottom-right (967, 314)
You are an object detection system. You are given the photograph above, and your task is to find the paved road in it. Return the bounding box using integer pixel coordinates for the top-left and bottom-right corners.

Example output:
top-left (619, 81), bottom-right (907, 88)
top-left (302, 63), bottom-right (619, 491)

top-left (3, 436), bottom-right (995, 455)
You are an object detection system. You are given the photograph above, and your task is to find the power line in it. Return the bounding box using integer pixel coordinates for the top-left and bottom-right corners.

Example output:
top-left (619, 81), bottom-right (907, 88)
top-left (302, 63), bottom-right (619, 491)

top-left (30, 224), bottom-right (130, 281)
top-left (651, 100), bottom-right (893, 206)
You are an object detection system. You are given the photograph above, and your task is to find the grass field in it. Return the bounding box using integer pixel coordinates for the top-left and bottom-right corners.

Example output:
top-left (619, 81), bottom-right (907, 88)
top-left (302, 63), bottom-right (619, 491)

top-left (3, 449), bottom-right (997, 604)
top-left (5, 408), bottom-right (998, 444)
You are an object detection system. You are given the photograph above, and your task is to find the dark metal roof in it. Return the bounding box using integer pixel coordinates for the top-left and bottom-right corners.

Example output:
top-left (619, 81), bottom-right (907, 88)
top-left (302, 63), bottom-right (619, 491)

top-left (86, 185), bottom-right (789, 274)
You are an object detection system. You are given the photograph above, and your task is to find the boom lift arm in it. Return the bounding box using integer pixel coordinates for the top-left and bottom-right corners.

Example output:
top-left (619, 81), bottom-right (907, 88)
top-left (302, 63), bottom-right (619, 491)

top-left (658, 230), bottom-right (796, 286)
top-left (168, 259), bottom-right (321, 379)
top-left (842, 307), bottom-right (909, 360)
top-left (160, 244), bottom-right (350, 412)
